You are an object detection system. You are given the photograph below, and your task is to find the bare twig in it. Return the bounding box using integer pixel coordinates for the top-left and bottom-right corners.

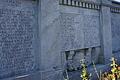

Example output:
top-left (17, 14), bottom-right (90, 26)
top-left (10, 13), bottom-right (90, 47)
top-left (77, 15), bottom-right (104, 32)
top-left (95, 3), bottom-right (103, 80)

top-left (92, 61), bottom-right (99, 79)
top-left (99, 70), bottom-right (102, 80)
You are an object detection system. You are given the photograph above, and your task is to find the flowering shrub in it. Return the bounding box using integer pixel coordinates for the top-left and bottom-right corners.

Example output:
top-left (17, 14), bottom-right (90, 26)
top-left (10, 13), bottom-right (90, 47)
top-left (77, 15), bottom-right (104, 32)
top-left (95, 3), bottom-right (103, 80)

top-left (101, 57), bottom-right (120, 80)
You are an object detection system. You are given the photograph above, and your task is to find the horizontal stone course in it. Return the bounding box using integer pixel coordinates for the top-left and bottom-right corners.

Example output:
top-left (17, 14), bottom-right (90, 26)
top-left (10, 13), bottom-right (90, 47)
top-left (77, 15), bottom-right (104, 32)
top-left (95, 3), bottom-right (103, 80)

top-left (59, 0), bottom-right (100, 10)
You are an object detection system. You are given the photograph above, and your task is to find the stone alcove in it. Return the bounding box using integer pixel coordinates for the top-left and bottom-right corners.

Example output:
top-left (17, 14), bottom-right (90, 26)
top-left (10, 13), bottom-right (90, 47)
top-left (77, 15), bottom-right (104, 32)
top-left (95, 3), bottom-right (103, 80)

top-left (64, 46), bottom-right (101, 72)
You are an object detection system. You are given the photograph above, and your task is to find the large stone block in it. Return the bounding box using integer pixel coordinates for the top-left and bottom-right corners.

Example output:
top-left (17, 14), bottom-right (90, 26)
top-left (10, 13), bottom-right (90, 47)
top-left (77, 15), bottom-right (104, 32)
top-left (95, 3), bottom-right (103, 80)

top-left (41, 0), bottom-right (62, 72)
top-left (0, 0), bottom-right (38, 79)
top-left (41, 70), bottom-right (63, 80)
top-left (73, 50), bottom-right (84, 69)
top-left (1, 71), bottom-right (41, 80)
top-left (91, 47), bottom-right (101, 64)
top-left (41, 16), bottom-right (62, 70)
top-left (85, 48), bottom-right (92, 65)
top-left (60, 9), bottom-right (100, 50)
top-left (100, 6), bottom-right (112, 63)
top-left (112, 13), bottom-right (120, 52)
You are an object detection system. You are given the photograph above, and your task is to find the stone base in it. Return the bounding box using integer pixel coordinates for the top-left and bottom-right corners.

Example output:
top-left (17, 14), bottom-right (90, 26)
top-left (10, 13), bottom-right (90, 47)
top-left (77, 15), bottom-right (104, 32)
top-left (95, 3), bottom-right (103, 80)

top-left (1, 71), bottom-right (41, 80)
top-left (41, 70), bottom-right (63, 80)
top-left (1, 70), bottom-right (64, 80)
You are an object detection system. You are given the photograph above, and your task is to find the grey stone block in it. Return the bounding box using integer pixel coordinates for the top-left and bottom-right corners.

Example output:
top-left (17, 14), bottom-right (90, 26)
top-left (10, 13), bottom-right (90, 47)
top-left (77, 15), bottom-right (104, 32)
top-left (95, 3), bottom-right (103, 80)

top-left (41, 70), bottom-right (63, 80)
top-left (60, 8), bottom-right (100, 50)
top-left (1, 72), bottom-right (41, 80)
top-left (112, 13), bottom-right (120, 52)
top-left (91, 47), bottom-right (101, 64)
top-left (0, 0), bottom-right (119, 80)
top-left (0, 0), bottom-right (38, 78)
top-left (100, 6), bottom-right (112, 63)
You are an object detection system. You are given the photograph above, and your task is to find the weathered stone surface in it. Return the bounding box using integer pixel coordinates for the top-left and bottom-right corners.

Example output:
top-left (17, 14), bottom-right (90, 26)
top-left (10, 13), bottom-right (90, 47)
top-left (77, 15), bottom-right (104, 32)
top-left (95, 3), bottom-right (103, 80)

top-left (41, 0), bottom-right (62, 76)
top-left (112, 13), bottom-right (120, 52)
top-left (41, 70), bottom-right (63, 80)
top-left (73, 0), bottom-right (100, 3)
top-left (73, 50), bottom-right (84, 69)
top-left (65, 50), bottom-right (83, 70)
top-left (60, 9), bottom-right (100, 50)
top-left (100, 6), bottom-right (112, 63)
top-left (111, 13), bottom-right (120, 63)
top-left (0, 0), bottom-right (38, 79)
top-left (64, 47), bottom-right (101, 71)
top-left (0, 0), bottom-right (120, 80)
top-left (85, 48), bottom-right (92, 65)
top-left (1, 71), bottom-right (41, 80)
top-left (83, 14), bottom-right (100, 48)
top-left (41, 16), bottom-right (62, 70)
top-left (91, 47), bottom-right (101, 64)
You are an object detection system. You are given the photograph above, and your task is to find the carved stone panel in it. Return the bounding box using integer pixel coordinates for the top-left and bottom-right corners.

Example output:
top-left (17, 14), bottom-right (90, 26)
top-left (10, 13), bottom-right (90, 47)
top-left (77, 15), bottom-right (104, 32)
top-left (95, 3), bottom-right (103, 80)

top-left (112, 13), bottom-right (120, 52)
top-left (61, 11), bottom-right (100, 50)
top-left (0, 0), bottom-right (38, 78)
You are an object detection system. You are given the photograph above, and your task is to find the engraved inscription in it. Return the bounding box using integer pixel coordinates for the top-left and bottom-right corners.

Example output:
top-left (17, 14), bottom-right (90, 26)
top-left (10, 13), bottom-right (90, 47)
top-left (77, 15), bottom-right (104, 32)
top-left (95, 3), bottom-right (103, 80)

top-left (0, 7), bottom-right (36, 78)
top-left (61, 12), bottom-right (100, 50)
top-left (0, 0), bottom-right (21, 7)
top-left (112, 13), bottom-right (120, 51)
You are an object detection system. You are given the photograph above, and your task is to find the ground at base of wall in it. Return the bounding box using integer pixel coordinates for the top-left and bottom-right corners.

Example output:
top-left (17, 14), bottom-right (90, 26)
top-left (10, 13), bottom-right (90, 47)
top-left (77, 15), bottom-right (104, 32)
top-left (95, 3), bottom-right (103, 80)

top-left (68, 64), bottom-right (110, 80)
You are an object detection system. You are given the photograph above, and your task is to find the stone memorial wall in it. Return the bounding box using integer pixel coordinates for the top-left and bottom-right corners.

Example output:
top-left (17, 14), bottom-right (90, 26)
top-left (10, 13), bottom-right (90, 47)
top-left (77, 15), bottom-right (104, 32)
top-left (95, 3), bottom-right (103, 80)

top-left (41, 0), bottom-right (120, 80)
top-left (0, 0), bottom-right (38, 79)
top-left (60, 1), bottom-right (101, 73)
top-left (60, 10), bottom-right (100, 51)
top-left (0, 0), bottom-right (120, 80)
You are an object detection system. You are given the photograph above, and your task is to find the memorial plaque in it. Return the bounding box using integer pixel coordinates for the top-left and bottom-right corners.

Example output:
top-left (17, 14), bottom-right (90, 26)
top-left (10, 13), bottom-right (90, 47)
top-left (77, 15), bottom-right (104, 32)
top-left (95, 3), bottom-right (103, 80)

top-left (61, 13), bottom-right (76, 50)
top-left (83, 15), bottom-right (100, 47)
top-left (0, 0), bottom-right (38, 78)
top-left (61, 11), bottom-right (100, 50)
top-left (112, 13), bottom-right (120, 52)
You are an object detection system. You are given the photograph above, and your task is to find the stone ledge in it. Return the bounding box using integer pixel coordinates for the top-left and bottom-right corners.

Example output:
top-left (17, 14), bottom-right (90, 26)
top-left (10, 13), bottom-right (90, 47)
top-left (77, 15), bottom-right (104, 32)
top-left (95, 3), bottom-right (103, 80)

top-left (111, 7), bottom-right (120, 13)
top-left (1, 71), bottom-right (41, 80)
top-left (1, 70), bottom-right (64, 80)
top-left (59, 0), bottom-right (120, 14)
top-left (41, 70), bottom-right (63, 80)
top-left (59, 0), bottom-right (100, 10)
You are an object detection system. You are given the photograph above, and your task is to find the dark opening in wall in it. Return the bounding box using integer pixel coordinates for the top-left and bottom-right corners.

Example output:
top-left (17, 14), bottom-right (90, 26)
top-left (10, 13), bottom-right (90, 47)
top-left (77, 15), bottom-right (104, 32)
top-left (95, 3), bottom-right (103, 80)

top-left (64, 47), bottom-right (101, 72)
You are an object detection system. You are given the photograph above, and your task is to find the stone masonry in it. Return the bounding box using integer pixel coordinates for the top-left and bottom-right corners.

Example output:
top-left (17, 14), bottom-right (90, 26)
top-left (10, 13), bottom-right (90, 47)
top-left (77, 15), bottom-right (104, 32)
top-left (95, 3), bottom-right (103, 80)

top-left (0, 0), bottom-right (120, 80)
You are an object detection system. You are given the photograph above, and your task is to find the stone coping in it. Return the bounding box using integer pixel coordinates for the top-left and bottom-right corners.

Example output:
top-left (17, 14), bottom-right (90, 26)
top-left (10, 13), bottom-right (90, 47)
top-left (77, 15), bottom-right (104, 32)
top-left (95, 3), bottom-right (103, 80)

top-left (59, 0), bottom-right (120, 14)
